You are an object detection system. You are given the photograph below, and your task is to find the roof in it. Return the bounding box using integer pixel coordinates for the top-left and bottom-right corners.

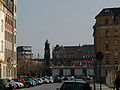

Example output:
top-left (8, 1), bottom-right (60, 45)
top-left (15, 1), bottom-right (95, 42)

top-left (96, 7), bottom-right (120, 17)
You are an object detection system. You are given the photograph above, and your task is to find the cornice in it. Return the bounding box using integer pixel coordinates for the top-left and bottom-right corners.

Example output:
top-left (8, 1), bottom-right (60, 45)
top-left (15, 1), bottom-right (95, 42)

top-left (95, 25), bottom-right (120, 29)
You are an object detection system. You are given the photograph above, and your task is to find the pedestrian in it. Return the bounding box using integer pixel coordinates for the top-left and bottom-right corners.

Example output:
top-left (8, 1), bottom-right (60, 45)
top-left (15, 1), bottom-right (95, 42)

top-left (114, 75), bottom-right (120, 90)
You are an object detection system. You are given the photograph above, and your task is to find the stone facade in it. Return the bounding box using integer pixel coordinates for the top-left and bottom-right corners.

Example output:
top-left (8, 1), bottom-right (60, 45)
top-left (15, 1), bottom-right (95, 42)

top-left (93, 8), bottom-right (120, 66)
top-left (52, 44), bottom-right (94, 66)
top-left (93, 7), bottom-right (120, 83)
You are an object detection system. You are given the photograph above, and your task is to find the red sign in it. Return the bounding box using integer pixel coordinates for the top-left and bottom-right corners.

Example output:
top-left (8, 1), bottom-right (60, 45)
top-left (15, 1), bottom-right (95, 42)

top-left (71, 60), bottom-right (94, 66)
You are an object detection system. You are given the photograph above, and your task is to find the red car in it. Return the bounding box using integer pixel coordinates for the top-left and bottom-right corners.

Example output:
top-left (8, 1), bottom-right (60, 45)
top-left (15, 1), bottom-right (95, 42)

top-left (12, 78), bottom-right (30, 88)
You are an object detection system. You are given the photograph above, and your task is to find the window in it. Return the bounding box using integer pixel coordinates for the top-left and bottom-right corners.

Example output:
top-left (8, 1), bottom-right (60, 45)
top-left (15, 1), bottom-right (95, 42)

top-left (104, 9), bottom-right (110, 13)
top-left (115, 51), bottom-right (119, 58)
top-left (105, 30), bottom-right (109, 37)
top-left (0, 2), bottom-right (2, 10)
top-left (106, 61), bottom-right (109, 64)
top-left (114, 30), bottom-right (119, 37)
top-left (1, 40), bottom-right (3, 52)
top-left (3, 66), bottom-right (6, 77)
top-left (105, 18), bottom-right (108, 24)
top-left (106, 44), bottom-right (109, 48)
top-left (105, 40), bottom-right (109, 44)
top-left (1, 19), bottom-right (3, 32)
top-left (105, 53), bottom-right (109, 59)
top-left (116, 16), bottom-right (120, 24)
top-left (115, 40), bottom-right (119, 44)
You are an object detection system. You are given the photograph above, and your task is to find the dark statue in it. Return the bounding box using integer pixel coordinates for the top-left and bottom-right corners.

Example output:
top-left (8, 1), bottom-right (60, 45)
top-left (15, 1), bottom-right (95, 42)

top-left (44, 40), bottom-right (52, 76)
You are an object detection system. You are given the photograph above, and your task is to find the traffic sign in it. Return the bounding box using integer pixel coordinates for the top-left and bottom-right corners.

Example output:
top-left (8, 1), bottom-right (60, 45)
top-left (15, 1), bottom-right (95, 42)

top-left (95, 52), bottom-right (104, 61)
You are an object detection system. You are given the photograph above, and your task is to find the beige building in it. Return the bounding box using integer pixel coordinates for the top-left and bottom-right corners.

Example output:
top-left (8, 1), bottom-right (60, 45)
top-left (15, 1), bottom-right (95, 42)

top-left (0, 0), bottom-right (17, 78)
top-left (93, 8), bottom-right (120, 66)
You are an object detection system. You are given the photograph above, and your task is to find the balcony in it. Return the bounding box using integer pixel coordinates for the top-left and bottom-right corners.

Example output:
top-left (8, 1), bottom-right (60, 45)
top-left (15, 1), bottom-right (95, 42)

top-left (5, 0), bottom-right (14, 13)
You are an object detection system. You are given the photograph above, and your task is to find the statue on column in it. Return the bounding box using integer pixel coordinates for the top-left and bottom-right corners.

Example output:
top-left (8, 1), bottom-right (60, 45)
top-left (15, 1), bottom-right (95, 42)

top-left (44, 40), bottom-right (51, 76)
top-left (44, 40), bottom-right (50, 66)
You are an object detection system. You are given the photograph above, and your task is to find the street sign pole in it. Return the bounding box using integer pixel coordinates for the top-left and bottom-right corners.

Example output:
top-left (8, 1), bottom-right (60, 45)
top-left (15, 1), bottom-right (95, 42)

top-left (99, 61), bottom-right (102, 90)
top-left (93, 63), bottom-right (96, 90)
top-left (95, 51), bottom-right (104, 90)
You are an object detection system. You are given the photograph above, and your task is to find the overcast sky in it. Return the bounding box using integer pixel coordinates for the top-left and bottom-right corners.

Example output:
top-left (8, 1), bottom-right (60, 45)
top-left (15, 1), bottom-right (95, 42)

top-left (17, 0), bottom-right (120, 58)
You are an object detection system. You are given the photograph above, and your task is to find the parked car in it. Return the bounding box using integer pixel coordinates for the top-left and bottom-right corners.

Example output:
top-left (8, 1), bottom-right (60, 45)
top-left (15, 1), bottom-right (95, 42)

top-left (30, 77), bottom-right (41, 85)
top-left (23, 78), bottom-right (36, 86)
top-left (0, 79), bottom-right (11, 90)
top-left (54, 76), bottom-right (62, 83)
top-left (12, 78), bottom-right (30, 88)
top-left (46, 76), bottom-right (54, 83)
top-left (42, 77), bottom-right (49, 84)
top-left (37, 78), bottom-right (43, 84)
top-left (12, 80), bottom-right (24, 88)
top-left (5, 79), bottom-right (17, 89)
top-left (57, 80), bottom-right (92, 90)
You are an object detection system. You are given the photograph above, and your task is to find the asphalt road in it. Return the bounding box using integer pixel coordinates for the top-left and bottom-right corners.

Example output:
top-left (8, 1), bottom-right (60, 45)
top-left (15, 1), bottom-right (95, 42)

top-left (17, 83), bottom-right (62, 90)
top-left (16, 82), bottom-right (113, 90)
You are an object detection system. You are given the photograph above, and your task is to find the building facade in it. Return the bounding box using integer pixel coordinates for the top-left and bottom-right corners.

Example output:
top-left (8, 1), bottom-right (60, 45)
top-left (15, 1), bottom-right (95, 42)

top-left (81, 45), bottom-right (95, 59)
top-left (17, 46), bottom-right (46, 77)
top-left (17, 46), bottom-right (33, 77)
top-left (52, 45), bottom-right (81, 66)
top-left (0, 0), bottom-right (17, 78)
top-left (93, 8), bottom-right (120, 66)
top-left (17, 46), bottom-right (33, 59)
top-left (93, 8), bottom-right (120, 83)
top-left (52, 44), bottom-right (94, 66)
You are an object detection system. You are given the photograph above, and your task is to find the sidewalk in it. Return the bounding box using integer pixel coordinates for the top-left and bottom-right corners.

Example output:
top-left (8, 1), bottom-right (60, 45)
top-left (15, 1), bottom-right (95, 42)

top-left (90, 83), bottom-right (113, 90)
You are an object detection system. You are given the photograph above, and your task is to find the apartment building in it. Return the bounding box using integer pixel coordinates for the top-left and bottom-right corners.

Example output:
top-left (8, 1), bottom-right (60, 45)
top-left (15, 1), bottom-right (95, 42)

top-left (93, 8), bottom-right (120, 66)
top-left (0, 0), bottom-right (17, 78)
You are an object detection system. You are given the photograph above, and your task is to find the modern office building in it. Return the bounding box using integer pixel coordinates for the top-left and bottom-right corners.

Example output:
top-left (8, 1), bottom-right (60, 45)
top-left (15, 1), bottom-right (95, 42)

top-left (17, 46), bottom-right (33, 77)
top-left (0, 0), bottom-right (17, 78)
top-left (93, 7), bottom-right (120, 66)
top-left (17, 46), bottom-right (33, 59)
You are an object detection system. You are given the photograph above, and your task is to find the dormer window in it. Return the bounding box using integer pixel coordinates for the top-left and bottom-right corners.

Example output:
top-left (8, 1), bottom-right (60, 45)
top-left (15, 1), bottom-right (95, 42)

top-left (104, 9), bottom-right (110, 13)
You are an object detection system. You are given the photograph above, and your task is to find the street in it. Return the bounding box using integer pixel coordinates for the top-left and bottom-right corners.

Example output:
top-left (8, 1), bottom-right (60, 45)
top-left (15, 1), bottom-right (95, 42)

top-left (16, 83), bottom-right (62, 90)
top-left (15, 82), bottom-right (113, 90)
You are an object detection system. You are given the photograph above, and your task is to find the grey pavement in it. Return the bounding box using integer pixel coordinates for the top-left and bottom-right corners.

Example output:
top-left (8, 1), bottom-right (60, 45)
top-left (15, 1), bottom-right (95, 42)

top-left (91, 83), bottom-right (113, 90)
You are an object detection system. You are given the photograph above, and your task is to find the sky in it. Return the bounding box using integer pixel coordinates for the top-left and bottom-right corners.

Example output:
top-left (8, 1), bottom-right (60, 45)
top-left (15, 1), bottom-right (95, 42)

top-left (17, 0), bottom-right (120, 58)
